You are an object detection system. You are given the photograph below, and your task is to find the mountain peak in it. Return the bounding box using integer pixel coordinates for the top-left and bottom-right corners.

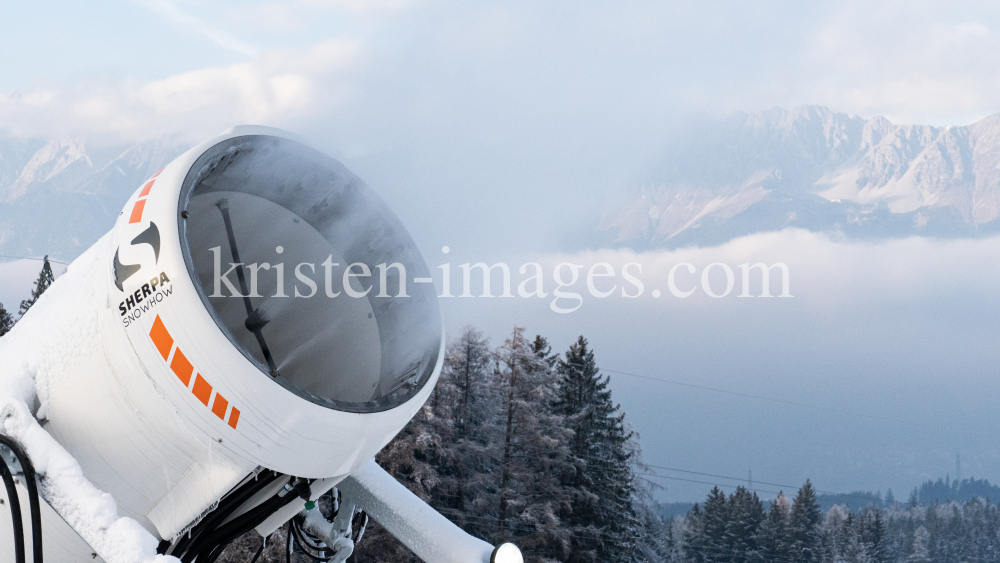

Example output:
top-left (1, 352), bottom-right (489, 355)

top-left (4, 138), bottom-right (94, 202)
top-left (0, 135), bottom-right (185, 259)
top-left (602, 107), bottom-right (1000, 248)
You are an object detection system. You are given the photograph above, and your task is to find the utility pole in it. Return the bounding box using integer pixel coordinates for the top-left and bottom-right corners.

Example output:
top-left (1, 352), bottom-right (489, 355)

top-left (748, 468), bottom-right (753, 492)
top-left (957, 453), bottom-right (962, 484)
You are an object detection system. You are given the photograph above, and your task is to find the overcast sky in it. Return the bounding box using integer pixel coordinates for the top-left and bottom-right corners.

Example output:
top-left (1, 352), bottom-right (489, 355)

top-left (4, 0), bottom-right (1000, 502)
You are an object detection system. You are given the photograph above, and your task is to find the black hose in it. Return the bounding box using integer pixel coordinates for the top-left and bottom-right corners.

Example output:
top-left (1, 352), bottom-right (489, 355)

top-left (172, 471), bottom-right (281, 559)
top-left (285, 522), bottom-right (292, 563)
top-left (184, 480), bottom-right (309, 563)
top-left (200, 540), bottom-right (232, 563)
top-left (0, 452), bottom-right (25, 563)
top-left (290, 519), bottom-right (325, 552)
top-left (248, 535), bottom-right (267, 563)
top-left (289, 519), bottom-right (332, 562)
top-left (176, 471), bottom-right (281, 554)
top-left (0, 436), bottom-right (42, 563)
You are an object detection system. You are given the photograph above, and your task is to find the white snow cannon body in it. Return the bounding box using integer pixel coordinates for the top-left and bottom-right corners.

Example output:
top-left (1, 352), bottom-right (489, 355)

top-left (0, 127), bottom-right (522, 563)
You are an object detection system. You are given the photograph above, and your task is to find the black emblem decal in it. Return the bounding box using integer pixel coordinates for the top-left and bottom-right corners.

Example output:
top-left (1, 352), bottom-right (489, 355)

top-left (113, 222), bottom-right (161, 291)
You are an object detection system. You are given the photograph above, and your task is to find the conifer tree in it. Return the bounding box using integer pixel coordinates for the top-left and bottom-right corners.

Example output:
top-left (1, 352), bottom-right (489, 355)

top-left (19, 256), bottom-right (55, 318)
top-left (448, 327), bottom-right (495, 441)
top-left (361, 327), bottom-right (496, 563)
top-left (907, 525), bottom-right (931, 563)
top-left (491, 326), bottom-right (573, 561)
top-left (554, 336), bottom-right (641, 563)
top-left (700, 487), bottom-right (728, 563)
top-left (755, 492), bottom-right (790, 563)
top-left (789, 481), bottom-right (822, 563)
top-left (683, 503), bottom-right (707, 563)
top-left (430, 326), bottom-right (498, 537)
top-left (865, 507), bottom-right (889, 563)
top-left (726, 487), bottom-right (764, 563)
top-left (0, 303), bottom-right (13, 336)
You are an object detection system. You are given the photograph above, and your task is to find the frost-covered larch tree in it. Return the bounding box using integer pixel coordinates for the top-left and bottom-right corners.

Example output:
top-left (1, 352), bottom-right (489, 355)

top-left (490, 327), bottom-right (574, 562)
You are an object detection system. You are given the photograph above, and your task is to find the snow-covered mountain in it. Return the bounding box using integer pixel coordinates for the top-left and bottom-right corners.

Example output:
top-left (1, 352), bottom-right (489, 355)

top-left (601, 106), bottom-right (1000, 248)
top-left (0, 136), bottom-right (186, 260)
top-left (6, 105), bottom-right (1000, 262)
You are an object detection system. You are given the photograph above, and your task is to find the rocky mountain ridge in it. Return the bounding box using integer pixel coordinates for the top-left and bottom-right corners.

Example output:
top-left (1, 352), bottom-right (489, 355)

top-left (0, 136), bottom-right (186, 260)
top-left (601, 106), bottom-right (1000, 248)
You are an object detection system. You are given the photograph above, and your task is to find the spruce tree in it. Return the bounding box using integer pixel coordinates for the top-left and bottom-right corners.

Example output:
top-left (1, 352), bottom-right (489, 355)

top-left (683, 503), bottom-right (707, 563)
top-left (726, 487), bottom-right (764, 563)
top-left (19, 256), bottom-right (55, 318)
top-left (907, 525), bottom-right (931, 563)
top-left (865, 507), bottom-right (889, 563)
top-left (0, 303), bottom-right (13, 336)
top-left (755, 492), bottom-right (790, 563)
top-left (789, 481), bottom-right (822, 563)
top-left (554, 336), bottom-right (641, 563)
top-left (700, 487), bottom-right (728, 563)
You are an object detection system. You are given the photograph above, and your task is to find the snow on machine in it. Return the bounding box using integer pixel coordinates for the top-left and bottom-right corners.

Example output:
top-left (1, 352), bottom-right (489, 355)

top-left (0, 126), bottom-right (522, 563)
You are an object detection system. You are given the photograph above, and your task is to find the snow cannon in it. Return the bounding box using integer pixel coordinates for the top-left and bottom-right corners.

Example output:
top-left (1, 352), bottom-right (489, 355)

top-left (0, 126), bottom-right (523, 563)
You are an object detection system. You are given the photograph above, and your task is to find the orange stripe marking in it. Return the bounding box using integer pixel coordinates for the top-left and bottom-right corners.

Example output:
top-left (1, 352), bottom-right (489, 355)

top-left (147, 316), bottom-right (241, 430)
top-left (170, 348), bottom-right (194, 387)
top-left (129, 199), bottom-right (147, 224)
top-left (192, 374), bottom-right (212, 406)
top-left (211, 394), bottom-right (229, 420)
top-left (149, 316), bottom-right (173, 360)
top-left (138, 180), bottom-right (155, 197)
top-left (153, 168), bottom-right (163, 178)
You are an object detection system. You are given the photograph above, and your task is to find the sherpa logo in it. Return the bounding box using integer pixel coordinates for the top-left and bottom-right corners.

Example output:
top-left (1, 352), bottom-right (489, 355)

top-left (112, 220), bottom-right (175, 326)
top-left (113, 222), bottom-right (161, 291)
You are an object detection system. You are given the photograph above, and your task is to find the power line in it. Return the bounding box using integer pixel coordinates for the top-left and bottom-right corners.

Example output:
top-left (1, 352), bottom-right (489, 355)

top-left (634, 472), bottom-right (786, 497)
top-left (0, 255), bottom-right (69, 266)
top-left (603, 368), bottom-right (919, 426)
top-left (640, 463), bottom-right (883, 503)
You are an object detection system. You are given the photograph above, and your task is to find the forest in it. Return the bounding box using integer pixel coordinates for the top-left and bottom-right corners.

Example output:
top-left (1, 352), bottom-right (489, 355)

top-left (650, 483), bottom-right (1000, 563)
top-left (5, 260), bottom-right (1000, 563)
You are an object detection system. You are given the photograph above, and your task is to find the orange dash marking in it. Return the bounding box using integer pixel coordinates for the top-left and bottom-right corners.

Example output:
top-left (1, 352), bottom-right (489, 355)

top-left (192, 374), bottom-right (213, 406)
top-left (129, 199), bottom-right (147, 224)
top-left (170, 348), bottom-right (194, 387)
top-left (211, 394), bottom-right (229, 420)
top-left (149, 316), bottom-right (173, 360)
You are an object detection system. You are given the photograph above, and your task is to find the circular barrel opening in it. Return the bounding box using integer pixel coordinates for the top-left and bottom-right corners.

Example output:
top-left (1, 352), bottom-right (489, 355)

top-left (179, 135), bottom-right (441, 413)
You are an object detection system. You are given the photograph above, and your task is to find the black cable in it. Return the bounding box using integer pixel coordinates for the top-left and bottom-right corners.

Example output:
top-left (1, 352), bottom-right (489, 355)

top-left (181, 471), bottom-right (281, 554)
top-left (603, 367), bottom-right (920, 426)
top-left (286, 523), bottom-right (292, 563)
top-left (289, 519), bottom-right (332, 562)
top-left (185, 479), bottom-right (311, 563)
top-left (201, 541), bottom-right (229, 563)
top-left (290, 520), bottom-right (320, 550)
top-left (0, 436), bottom-right (42, 563)
top-left (248, 535), bottom-right (268, 563)
top-left (0, 452), bottom-right (25, 563)
top-left (350, 511), bottom-right (367, 544)
top-left (172, 470), bottom-right (282, 559)
top-left (0, 255), bottom-right (69, 265)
